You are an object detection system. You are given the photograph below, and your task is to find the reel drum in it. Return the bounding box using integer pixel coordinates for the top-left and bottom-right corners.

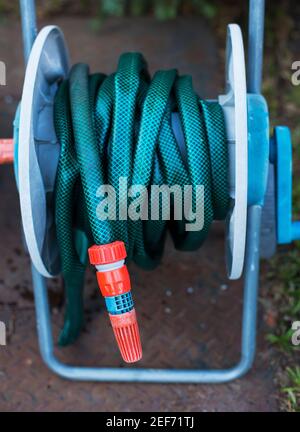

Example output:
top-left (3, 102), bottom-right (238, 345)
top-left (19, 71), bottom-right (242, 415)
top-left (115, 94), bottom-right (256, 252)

top-left (18, 24), bottom-right (248, 280)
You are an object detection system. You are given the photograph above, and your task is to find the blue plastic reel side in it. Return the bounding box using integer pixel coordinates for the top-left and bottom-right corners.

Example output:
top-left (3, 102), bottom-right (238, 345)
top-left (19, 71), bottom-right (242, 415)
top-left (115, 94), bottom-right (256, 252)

top-left (247, 94), bottom-right (270, 206)
top-left (275, 126), bottom-right (300, 244)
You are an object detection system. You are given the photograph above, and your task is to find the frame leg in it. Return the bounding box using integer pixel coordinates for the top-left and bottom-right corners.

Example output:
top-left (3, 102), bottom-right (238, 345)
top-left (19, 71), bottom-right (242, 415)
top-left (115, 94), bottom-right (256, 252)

top-left (31, 205), bottom-right (262, 383)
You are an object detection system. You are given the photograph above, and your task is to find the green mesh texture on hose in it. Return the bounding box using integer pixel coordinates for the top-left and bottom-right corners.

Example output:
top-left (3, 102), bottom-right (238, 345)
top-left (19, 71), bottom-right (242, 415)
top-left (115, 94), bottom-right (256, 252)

top-left (54, 52), bottom-right (229, 346)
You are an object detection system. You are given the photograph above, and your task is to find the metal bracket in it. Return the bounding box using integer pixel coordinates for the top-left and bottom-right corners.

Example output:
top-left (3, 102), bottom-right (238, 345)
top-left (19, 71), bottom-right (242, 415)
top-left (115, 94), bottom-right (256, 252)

top-left (32, 206), bottom-right (262, 383)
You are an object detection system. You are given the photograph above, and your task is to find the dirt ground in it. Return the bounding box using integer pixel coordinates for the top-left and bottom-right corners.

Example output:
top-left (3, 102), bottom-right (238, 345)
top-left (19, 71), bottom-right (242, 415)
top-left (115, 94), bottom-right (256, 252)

top-left (0, 15), bottom-right (279, 412)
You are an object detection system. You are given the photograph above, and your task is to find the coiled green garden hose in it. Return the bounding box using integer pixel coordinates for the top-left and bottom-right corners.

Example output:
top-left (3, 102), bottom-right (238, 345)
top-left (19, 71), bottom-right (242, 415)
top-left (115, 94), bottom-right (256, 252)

top-left (54, 52), bottom-right (229, 346)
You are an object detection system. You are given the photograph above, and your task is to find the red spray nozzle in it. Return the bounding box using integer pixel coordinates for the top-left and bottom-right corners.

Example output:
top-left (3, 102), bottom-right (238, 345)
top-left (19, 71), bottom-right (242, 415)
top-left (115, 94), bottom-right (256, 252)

top-left (109, 309), bottom-right (142, 363)
top-left (88, 241), bottom-right (142, 363)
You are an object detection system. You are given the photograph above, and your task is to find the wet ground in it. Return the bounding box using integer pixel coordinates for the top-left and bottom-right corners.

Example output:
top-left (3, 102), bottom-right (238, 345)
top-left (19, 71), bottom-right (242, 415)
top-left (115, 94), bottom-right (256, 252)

top-left (0, 16), bottom-right (279, 411)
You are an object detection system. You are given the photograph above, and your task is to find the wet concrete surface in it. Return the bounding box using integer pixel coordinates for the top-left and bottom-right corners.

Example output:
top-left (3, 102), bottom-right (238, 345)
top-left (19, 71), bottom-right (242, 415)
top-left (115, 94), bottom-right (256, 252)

top-left (0, 16), bottom-right (278, 412)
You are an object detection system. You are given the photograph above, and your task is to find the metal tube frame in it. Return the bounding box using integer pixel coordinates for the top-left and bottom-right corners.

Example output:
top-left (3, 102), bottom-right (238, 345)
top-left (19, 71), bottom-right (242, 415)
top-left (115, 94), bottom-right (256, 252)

top-left (20, 0), bottom-right (265, 382)
top-left (19, 0), bottom-right (37, 64)
top-left (247, 0), bottom-right (265, 93)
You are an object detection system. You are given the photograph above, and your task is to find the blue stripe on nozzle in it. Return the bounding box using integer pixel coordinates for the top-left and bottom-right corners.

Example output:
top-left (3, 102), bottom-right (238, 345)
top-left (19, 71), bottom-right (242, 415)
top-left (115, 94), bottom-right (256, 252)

top-left (105, 292), bottom-right (134, 315)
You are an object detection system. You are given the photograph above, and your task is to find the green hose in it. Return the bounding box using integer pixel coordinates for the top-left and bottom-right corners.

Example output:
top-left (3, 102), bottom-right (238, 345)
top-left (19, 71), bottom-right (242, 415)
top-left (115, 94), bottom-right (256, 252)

top-left (54, 52), bottom-right (229, 346)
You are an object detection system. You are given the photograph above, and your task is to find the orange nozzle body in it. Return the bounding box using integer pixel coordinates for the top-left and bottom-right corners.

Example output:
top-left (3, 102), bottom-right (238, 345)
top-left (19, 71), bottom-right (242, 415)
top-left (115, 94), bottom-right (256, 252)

top-left (88, 241), bottom-right (142, 363)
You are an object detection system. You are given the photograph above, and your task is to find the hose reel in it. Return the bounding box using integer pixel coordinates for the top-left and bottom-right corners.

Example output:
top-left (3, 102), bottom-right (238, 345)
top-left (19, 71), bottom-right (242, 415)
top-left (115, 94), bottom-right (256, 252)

top-left (18, 24), bottom-right (248, 277)
top-left (6, 0), bottom-right (295, 383)
top-left (16, 23), bottom-right (251, 362)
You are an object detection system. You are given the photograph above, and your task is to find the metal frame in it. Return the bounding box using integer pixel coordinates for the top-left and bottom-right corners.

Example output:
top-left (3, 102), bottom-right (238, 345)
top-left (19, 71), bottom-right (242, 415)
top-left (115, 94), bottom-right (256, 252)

top-left (19, 0), bottom-right (265, 383)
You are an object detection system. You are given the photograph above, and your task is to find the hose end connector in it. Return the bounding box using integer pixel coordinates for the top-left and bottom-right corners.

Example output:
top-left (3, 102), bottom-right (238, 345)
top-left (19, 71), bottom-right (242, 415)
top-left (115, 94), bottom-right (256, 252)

top-left (0, 139), bottom-right (14, 164)
top-left (88, 241), bottom-right (142, 363)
